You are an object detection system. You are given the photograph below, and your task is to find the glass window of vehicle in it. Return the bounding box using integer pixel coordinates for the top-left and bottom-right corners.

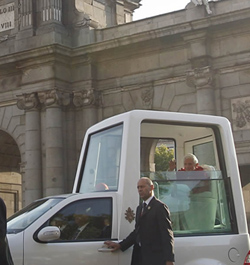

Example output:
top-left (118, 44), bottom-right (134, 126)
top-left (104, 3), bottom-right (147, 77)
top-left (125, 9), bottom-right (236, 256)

top-left (46, 198), bottom-right (112, 241)
top-left (7, 198), bottom-right (64, 233)
top-left (140, 121), bottom-right (234, 236)
top-left (79, 125), bottom-right (123, 193)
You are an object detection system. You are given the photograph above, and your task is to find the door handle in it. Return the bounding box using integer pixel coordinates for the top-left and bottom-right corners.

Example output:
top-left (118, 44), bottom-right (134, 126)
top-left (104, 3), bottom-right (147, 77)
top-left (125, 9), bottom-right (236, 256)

top-left (98, 245), bottom-right (113, 252)
top-left (98, 247), bottom-right (113, 252)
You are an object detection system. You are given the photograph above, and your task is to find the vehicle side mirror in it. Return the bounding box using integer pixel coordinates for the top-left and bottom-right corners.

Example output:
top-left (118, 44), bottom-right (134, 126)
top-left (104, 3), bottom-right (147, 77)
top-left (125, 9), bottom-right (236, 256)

top-left (37, 226), bottom-right (61, 242)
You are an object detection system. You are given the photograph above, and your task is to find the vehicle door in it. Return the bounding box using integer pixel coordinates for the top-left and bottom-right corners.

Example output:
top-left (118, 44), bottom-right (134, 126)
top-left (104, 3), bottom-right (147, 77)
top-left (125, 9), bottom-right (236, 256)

top-left (23, 195), bottom-right (119, 265)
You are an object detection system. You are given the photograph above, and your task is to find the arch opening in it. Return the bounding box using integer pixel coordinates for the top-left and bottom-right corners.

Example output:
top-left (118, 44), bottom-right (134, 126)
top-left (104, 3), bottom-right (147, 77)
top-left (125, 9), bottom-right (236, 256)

top-left (0, 130), bottom-right (22, 218)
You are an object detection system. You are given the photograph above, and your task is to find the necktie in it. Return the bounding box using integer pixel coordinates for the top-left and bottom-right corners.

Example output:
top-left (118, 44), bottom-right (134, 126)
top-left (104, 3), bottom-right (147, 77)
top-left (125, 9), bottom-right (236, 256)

top-left (141, 202), bottom-right (147, 216)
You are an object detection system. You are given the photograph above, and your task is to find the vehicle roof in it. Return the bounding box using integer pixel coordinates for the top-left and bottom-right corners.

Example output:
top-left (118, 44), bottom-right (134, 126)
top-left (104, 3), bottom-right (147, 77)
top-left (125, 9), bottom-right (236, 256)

top-left (36, 193), bottom-right (78, 201)
top-left (86, 109), bottom-right (230, 134)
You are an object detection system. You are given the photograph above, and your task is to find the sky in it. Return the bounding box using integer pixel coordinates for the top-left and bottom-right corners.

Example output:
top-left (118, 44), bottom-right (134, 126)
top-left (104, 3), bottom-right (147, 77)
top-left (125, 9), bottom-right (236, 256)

top-left (133, 0), bottom-right (190, 21)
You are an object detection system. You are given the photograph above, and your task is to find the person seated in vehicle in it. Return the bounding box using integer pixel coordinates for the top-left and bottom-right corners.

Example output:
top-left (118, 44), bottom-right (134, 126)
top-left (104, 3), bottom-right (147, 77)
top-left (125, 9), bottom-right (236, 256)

top-left (167, 154), bottom-right (217, 231)
top-left (49, 216), bottom-right (69, 240)
top-left (100, 217), bottom-right (111, 239)
top-left (64, 207), bottom-right (102, 240)
top-left (168, 153), bottom-right (204, 172)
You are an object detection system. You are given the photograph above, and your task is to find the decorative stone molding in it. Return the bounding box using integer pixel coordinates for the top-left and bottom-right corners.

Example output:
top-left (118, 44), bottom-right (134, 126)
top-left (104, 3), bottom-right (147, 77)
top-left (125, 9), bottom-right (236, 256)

top-left (141, 88), bottom-right (154, 109)
top-left (231, 97), bottom-right (250, 130)
top-left (73, 89), bottom-right (99, 108)
top-left (186, 66), bottom-right (214, 89)
top-left (0, 35), bottom-right (9, 42)
top-left (38, 89), bottom-right (71, 108)
top-left (17, 93), bottom-right (40, 110)
top-left (74, 15), bottom-right (99, 29)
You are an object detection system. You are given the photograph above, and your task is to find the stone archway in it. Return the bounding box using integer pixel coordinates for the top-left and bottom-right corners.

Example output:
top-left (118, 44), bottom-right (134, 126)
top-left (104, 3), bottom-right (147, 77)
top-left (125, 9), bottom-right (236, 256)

top-left (0, 130), bottom-right (22, 218)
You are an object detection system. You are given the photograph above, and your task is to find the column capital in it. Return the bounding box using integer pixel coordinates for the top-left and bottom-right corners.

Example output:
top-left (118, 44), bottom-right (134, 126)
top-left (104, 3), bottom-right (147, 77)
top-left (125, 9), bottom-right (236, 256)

top-left (17, 92), bottom-right (40, 110)
top-left (38, 89), bottom-right (71, 108)
top-left (73, 89), bottom-right (100, 108)
top-left (186, 66), bottom-right (214, 89)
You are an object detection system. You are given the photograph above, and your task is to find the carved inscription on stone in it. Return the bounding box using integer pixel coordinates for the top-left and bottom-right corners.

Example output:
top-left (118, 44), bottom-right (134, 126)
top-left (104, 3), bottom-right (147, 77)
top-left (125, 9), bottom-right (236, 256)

top-left (0, 3), bottom-right (14, 32)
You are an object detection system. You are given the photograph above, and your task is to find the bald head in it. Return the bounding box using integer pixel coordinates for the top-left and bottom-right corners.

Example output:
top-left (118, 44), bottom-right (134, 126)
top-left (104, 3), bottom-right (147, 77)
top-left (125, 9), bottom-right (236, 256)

top-left (137, 177), bottom-right (154, 201)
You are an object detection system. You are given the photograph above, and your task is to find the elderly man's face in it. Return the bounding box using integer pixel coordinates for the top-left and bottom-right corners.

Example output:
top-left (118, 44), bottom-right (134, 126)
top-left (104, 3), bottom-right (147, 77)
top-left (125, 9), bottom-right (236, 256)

top-left (184, 158), bottom-right (197, 171)
top-left (137, 179), bottom-right (153, 201)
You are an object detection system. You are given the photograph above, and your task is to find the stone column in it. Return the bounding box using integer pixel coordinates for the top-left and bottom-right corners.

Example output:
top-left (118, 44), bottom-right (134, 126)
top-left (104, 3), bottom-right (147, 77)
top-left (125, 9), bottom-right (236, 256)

top-left (19, 0), bottom-right (33, 29)
top-left (73, 89), bottom-right (99, 142)
top-left (65, 106), bottom-right (77, 192)
top-left (40, 0), bottom-right (62, 23)
top-left (38, 89), bottom-right (70, 196)
top-left (186, 66), bottom-right (216, 115)
top-left (17, 0), bottom-right (35, 38)
top-left (17, 93), bottom-right (42, 206)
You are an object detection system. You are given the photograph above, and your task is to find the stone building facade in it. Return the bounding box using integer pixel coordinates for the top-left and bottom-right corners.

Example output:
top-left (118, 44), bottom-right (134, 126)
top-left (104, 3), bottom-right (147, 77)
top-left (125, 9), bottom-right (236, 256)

top-left (0, 0), bottom-right (250, 221)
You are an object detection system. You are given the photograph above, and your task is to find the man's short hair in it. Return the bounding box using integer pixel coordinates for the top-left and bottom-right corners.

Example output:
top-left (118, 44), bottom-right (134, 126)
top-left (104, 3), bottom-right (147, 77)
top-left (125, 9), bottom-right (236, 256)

top-left (140, 177), bottom-right (153, 186)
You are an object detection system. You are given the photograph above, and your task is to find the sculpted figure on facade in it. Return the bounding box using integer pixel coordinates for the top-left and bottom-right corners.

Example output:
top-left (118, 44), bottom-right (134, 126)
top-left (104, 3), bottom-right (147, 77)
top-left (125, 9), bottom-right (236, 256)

top-left (17, 93), bottom-right (40, 110)
top-left (186, 66), bottom-right (214, 89)
top-left (192, 0), bottom-right (212, 14)
top-left (73, 89), bottom-right (99, 108)
top-left (38, 89), bottom-right (71, 108)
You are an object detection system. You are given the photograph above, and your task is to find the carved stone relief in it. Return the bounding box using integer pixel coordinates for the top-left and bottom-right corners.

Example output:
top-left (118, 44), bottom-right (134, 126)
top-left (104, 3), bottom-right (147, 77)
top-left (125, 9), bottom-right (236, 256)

top-left (17, 92), bottom-right (40, 110)
top-left (73, 89), bottom-right (100, 108)
top-left (186, 66), bottom-right (214, 89)
top-left (141, 87), bottom-right (154, 109)
top-left (231, 97), bottom-right (250, 131)
top-left (38, 89), bottom-right (71, 108)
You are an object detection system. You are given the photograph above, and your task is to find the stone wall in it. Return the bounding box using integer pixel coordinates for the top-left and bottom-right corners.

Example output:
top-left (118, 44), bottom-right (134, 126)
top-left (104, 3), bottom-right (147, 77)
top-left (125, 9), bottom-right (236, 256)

top-left (0, 0), bottom-right (250, 223)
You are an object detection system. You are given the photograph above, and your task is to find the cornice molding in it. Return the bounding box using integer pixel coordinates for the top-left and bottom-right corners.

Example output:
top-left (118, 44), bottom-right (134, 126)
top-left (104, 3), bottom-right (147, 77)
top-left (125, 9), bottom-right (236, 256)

top-left (0, 45), bottom-right (72, 67)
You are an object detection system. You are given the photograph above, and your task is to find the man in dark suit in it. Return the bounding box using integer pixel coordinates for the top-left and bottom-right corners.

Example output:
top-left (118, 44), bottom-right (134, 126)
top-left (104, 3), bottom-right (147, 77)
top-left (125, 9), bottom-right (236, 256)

top-left (0, 197), bottom-right (14, 265)
top-left (61, 210), bottom-right (101, 240)
top-left (105, 177), bottom-right (175, 265)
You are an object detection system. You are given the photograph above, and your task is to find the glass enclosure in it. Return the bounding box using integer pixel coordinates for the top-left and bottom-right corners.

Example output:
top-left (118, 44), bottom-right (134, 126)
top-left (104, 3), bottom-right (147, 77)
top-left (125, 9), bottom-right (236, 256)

top-left (141, 171), bottom-right (232, 235)
top-left (79, 124), bottom-right (123, 193)
top-left (140, 121), bottom-right (234, 236)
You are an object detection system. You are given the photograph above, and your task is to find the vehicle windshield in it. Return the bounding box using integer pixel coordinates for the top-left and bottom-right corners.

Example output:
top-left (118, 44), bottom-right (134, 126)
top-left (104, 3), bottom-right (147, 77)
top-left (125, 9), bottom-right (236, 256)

top-left (7, 198), bottom-right (64, 233)
top-left (78, 124), bottom-right (123, 193)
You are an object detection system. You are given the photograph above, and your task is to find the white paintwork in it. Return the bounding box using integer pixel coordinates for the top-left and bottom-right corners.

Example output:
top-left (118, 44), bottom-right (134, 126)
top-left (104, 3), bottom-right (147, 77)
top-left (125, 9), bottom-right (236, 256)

top-left (73, 110), bottom-right (250, 264)
top-left (8, 193), bottom-right (120, 265)
top-left (8, 110), bottom-right (250, 265)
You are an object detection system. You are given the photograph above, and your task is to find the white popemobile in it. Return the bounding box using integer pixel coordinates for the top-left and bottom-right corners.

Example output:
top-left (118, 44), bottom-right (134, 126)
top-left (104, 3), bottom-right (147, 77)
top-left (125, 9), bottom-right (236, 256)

top-left (7, 110), bottom-right (250, 265)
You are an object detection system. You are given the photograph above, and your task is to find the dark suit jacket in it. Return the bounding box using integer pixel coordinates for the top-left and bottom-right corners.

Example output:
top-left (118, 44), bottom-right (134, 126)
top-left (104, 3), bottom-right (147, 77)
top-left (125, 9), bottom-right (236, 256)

top-left (0, 197), bottom-right (14, 265)
top-left (119, 197), bottom-right (175, 265)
